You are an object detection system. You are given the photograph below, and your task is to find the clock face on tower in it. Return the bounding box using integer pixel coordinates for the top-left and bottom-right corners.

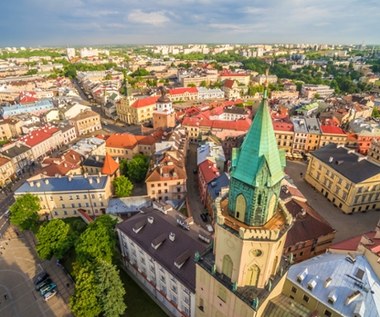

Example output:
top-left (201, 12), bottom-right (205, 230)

top-left (250, 249), bottom-right (263, 257)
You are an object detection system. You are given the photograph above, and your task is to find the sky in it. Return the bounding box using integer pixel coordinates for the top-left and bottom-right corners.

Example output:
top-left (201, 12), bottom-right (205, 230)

top-left (1, 0), bottom-right (379, 47)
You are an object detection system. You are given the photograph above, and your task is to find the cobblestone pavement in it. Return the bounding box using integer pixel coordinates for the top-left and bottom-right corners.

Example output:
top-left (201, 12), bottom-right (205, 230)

top-left (0, 227), bottom-right (74, 317)
top-left (285, 160), bottom-right (380, 242)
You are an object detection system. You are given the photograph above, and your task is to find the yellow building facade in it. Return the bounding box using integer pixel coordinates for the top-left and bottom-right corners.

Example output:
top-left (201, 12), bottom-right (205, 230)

top-left (305, 144), bottom-right (380, 214)
top-left (14, 174), bottom-right (112, 219)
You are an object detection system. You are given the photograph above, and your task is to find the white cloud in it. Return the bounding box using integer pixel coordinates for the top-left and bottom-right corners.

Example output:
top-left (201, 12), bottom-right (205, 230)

top-left (127, 9), bottom-right (170, 26)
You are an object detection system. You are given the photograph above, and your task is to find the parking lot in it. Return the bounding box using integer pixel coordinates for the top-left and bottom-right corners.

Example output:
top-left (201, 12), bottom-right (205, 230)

top-left (0, 227), bottom-right (73, 317)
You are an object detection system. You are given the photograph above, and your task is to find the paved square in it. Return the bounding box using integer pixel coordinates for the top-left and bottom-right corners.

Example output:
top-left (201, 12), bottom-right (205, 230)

top-left (0, 227), bottom-right (73, 317)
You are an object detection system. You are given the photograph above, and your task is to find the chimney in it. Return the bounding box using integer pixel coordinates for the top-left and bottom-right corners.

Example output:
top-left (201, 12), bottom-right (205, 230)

top-left (148, 216), bottom-right (154, 224)
top-left (169, 232), bottom-right (176, 242)
top-left (324, 277), bottom-right (332, 288)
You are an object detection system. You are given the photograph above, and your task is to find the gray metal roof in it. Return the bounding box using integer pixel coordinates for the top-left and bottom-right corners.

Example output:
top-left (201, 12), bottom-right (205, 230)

top-left (287, 253), bottom-right (380, 317)
top-left (310, 143), bottom-right (380, 183)
top-left (15, 175), bottom-right (109, 193)
top-left (1, 143), bottom-right (31, 157)
top-left (106, 196), bottom-right (152, 214)
top-left (116, 207), bottom-right (209, 291)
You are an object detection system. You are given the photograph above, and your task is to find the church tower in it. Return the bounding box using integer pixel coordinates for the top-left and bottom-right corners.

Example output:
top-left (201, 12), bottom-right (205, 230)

top-left (153, 87), bottom-right (176, 130)
top-left (195, 87), bottom-right (293, 317)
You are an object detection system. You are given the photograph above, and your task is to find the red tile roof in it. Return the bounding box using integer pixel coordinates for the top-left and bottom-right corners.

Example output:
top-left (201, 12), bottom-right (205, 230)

top-left (330, 231), bottom-right (380, 252)
top-left (199, 159), bottom-right (219, 184)
top-left (169, 87), bottom-right (198, 95)
top-left (273, 121), bottom-right (294, 132)
top-left (20, 126), bottom-right (60, 147)
top-left (102, 153), bottom-right (119, 175)
top-left (223, 79), bottom-right (235, 89)
top-left (220, 71), bottom-right (249, 77)
top-left (0, 157), bottom-right (11, 166)
top-left (131, 96), bottom-right (159, 109)
top-left (320, 125), bottom-right (346, 135)
top-left (106, 133), bottom-right (138, 149)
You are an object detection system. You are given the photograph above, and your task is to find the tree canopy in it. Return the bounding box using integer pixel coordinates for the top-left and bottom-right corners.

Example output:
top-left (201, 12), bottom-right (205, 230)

top-left (75, 215), bottom-right (117, 265)
top-left (70, 261), bottom-right (126, 317)
top-left (36, 219), bottom-right (73, 260)
top-left (9, 194), bottom-right (40, 231)
top-left (70, 265), bottom-right (102, 317)
top-left (126, 154), bottom-right (150, 183)
top-left (96, 261), bottom-right (126, 317)
top-left (112, 176), bottom-right (133, 197)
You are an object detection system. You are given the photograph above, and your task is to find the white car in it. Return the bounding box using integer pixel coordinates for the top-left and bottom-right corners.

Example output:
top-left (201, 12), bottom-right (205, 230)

top-left (43, 290), bottom-right (57, 301)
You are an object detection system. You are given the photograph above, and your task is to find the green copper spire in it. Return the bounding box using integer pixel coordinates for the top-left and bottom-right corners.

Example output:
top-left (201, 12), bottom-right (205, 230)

top-left (233, 88), bottom-right (283, 186)
top-left (228, 88), bottom-right (285, 226)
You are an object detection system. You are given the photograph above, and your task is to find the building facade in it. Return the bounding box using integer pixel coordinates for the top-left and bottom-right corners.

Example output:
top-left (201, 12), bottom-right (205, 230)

top-left (69, 110), bottom-right (102, 136)
top-left (117, 207), bottom-right (210, 317)
top-left (14, 174), bottom-right (112, 219)
top-left (305, 143), bottom-right (380, 214)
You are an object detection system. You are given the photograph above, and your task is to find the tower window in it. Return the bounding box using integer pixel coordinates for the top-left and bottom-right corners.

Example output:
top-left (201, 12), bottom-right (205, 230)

top-left (258, 194), bottom-right (262, 205)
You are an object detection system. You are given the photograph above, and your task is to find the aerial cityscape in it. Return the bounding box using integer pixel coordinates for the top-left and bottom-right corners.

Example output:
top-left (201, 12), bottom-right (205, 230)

top-left (0, 2), bottom-right (380, 317)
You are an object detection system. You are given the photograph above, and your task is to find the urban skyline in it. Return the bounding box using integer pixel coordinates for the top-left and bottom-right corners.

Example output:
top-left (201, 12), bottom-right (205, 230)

top-left (1, 0), bottom-right (379, 46)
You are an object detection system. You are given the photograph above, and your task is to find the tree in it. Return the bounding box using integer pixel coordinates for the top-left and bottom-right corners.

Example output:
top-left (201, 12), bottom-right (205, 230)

top-left (200, 80), bottom-right (207, 87)
top-left (96, 261), bottom-right (126, 317)
top-left (36, 219), bottom-right (73, 260)
top-left (75, 216), bottom-right (116, 264)
top-left (9, 194), bottom-right (40, 231)
top-left (70, 265), bottom-right (102, 317)
top-left (119, 159), bottom-right (128, 176)
top-left (372, 107), bottom-right (380, 118)
top-left (126, 154), bottom-right (150, 183)
top-left (112, 176), bottom-right (133, 197)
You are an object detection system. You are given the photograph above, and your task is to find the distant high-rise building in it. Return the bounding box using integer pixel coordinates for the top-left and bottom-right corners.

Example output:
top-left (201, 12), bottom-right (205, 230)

top-left (66, 48), bottom-right (76, 59)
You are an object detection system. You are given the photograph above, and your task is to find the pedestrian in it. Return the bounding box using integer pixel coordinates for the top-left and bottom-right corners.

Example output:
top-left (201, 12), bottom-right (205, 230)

top-left (4, 294), bottom-right (7, 300)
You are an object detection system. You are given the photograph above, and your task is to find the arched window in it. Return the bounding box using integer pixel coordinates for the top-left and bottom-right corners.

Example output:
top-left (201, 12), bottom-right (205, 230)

top-left (235, 194), bottom-right (246, 222)
top-left (222, 255), bottom-right (233, 279)
top-left (245, 264), bottom-right (260, 286)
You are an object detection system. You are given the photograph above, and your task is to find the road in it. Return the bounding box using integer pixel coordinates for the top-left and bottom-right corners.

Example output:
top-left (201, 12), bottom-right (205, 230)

top-left (72, 78), bottom-right (142, 135)
top-left (285, 160), bottom-right (380, 243)
top-left (186, 143), bottom-right (212, 229)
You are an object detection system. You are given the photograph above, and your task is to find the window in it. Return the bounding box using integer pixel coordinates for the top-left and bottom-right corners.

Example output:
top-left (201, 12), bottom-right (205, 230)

top-left (62, 204), bottom-right (65, 208)
top-left (71, 203), bottom-right (75, 208)
top-left (303, 295), bottom-right (309, 303)
top-left (76, 195), bottom-right (80, 199)
top-left (291, 286), bottom-right (297, 293)
top-left (324, 310), bottom-right (332, 317)
top-left (69, 195), bottom-right (73, 200)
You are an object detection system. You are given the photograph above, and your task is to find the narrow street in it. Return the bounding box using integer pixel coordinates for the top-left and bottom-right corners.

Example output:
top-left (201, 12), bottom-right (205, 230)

top-left (186, 143), bottom-right (209, 227)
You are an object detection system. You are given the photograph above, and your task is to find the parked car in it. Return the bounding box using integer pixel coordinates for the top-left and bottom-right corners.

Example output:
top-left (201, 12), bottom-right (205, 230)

top-left (33, 272), bottom-right (49, 286)
top-left (200, 213), bottom-right (207, 222)
top-left (39, 282), bottom-right (57, 296)
top-left (43, 290), bottom-right (57, 301)
top-left (35, 278), bottom-right (53, 291)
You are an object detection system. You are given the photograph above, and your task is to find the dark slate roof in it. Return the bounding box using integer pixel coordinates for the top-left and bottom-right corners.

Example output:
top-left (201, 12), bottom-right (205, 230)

top-left (1, 144), bottom-right (31, 157)
top-left (116, 208), bottom-right (209, 291)
top-left (82, 155), bottom-right (105, 168)
top-left (285, 199), bottom-right (335, 247)
top-left (207, 172), bottom-right (230, 200)
top-left (310, 143), bottom-right (380, 183)
top-left (15, 175), bottom-right (109, 193)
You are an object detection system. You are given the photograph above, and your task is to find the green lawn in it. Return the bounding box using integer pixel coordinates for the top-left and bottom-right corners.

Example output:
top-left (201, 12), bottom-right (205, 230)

top-left (117, 262), bottom-right (167, 317)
